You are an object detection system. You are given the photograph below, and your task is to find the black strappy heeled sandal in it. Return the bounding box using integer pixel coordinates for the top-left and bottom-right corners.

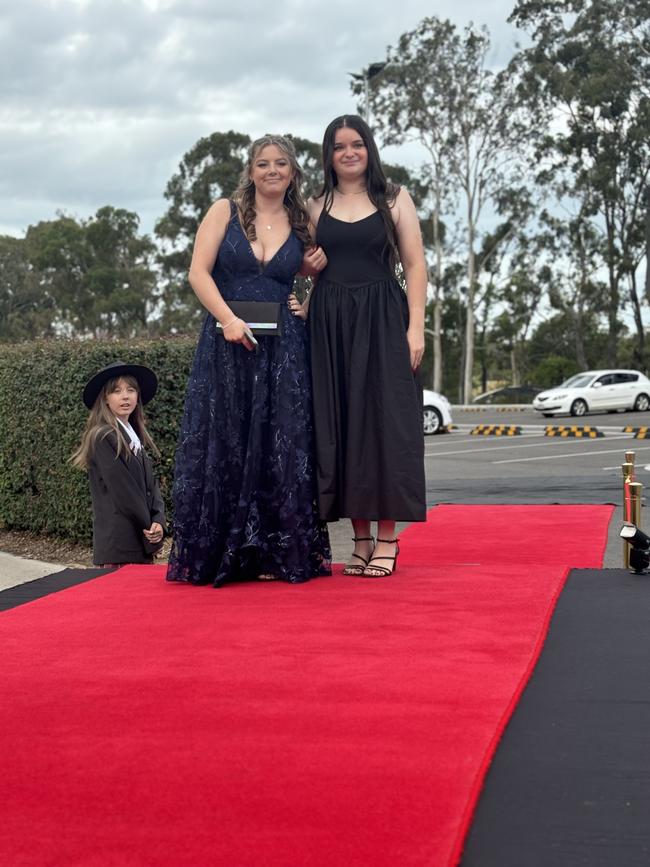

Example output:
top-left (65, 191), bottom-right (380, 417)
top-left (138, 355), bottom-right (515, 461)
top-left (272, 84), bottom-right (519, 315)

top-left (342, 536), bottom-right (375, 576)
top-left (363, 538), bottom-right (399, 577)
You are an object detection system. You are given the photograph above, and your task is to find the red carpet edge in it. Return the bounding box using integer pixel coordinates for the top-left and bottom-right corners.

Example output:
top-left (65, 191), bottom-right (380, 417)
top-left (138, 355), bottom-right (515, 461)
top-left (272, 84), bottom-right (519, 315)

top-left (449, 565), bottom-right (571, 866)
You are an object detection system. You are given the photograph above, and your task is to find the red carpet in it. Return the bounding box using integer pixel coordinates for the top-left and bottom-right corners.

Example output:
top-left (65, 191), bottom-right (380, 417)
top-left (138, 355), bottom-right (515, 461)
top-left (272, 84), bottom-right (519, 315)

top-left (0, 505), bottom-right (613, 866)
top-left (401, 504), bottom-right (612, 568)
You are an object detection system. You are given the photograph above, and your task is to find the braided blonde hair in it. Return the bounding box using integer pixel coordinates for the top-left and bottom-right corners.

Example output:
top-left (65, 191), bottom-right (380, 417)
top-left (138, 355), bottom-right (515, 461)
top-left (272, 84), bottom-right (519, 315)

top-left (232, 134), bottom-right (311, 248)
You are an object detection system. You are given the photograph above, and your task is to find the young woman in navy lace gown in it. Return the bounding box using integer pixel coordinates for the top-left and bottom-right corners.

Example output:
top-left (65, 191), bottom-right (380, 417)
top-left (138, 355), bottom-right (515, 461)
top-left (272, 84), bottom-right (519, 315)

top-left (167, 135), bottom-right (331, 586)
top-left (307, 115), bottom-right (427, 578)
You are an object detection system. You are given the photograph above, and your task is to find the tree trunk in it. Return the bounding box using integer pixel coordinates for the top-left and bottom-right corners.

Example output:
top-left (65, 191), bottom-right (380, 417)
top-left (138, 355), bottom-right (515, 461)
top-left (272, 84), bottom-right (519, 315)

top-left (573, 237), bottom-right (589, 370)
top-left (458, 342), bottom-right (466, 404)
top-left (645, 187), bottom-right (650, 301)
top-left (605, 212), bottom-right (619, 366)
top-left (628, 269), bottom-right (645, 368)
top-left (432, 199), bottom-right (443, 392)
top-left (510, 345), bottom-right (520, 386)
top-left (572, 307), bottom-right (589, 370)
top-left (606, 270), bottom-right (620, 367)
top-left (433, 296), bottom-right (442, 391)
top-left (480, 329), bottom-right (488, 393)
top-left (462, 135), bottom-right (477, 404)
top-left (463, 230), bottom-right (476, 403)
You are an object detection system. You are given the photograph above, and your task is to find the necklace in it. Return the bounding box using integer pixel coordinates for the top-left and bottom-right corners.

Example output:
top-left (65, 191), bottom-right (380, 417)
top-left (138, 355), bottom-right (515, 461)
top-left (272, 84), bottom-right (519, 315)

top-left (336, 188), bottom-right (368, 196)
top-left (257, 217), bottom-right (278, 230)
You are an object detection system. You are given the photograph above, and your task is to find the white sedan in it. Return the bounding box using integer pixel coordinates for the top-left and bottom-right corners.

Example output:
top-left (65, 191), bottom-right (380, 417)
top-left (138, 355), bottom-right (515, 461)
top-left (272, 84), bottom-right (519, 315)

top-left (423, 389), bottom-right (453, 434)
top-left (532, 369), bottom-right (650, 418)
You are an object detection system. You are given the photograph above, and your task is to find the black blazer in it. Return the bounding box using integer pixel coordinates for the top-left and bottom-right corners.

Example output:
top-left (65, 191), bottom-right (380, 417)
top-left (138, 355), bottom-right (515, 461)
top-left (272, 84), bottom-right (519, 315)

top-left (88, 427), bottom-right (166, 565)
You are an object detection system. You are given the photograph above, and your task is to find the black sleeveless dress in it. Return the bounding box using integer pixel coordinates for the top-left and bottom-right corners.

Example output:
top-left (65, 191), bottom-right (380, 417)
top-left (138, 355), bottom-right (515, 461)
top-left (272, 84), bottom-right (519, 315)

top-left (309, 210), bottom-right (426, 522)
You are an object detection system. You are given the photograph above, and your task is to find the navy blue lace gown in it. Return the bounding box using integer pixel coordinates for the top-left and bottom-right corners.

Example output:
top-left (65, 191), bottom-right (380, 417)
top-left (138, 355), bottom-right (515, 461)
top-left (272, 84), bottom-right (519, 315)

top-left (166, 204), bottom-right (331, 587)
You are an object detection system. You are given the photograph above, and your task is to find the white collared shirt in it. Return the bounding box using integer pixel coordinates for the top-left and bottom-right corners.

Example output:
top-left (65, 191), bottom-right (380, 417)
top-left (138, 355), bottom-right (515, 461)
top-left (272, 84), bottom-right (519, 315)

top-left (117, 419), bottom-right (142, 455)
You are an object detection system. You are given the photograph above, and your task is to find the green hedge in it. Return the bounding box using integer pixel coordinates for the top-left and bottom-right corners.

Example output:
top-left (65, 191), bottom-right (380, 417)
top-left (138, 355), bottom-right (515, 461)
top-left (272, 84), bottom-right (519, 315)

top-left (0, 337), bottom-right (196, 543)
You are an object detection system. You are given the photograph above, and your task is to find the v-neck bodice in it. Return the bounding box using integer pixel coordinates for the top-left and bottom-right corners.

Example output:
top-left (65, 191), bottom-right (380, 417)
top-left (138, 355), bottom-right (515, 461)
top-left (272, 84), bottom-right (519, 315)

top-left (211, 202), bottom-right (304, 301)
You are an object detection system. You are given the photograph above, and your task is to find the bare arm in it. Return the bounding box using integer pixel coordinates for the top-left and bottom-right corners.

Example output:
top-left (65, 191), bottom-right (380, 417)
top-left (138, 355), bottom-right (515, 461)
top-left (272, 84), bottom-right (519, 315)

top-left (298, 201), bottom-right (327, 278)
top-left (290, 200), bottom-right (327, 319)
top-left (298, 244), bottom-right (327, 278)
top-left (393, 188), bottom-right (427, 370)
top-left (188, 198), bottom-right (254, 349)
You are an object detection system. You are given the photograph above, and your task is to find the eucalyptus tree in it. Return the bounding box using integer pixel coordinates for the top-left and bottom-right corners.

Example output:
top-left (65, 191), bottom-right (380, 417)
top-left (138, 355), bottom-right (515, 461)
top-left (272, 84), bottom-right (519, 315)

top-left (490, 236), bottom-right (550, 386)
top-left (357, 17), bottom-right (534, 400)
top-left (510, 0), bottom-right (650, 367)
top-left (540, 206), bottom-right (611, 369)
top-left (473, 218), bottom-right (532, 390)
top-left (154, 131), bottom-right (250, 332)
top-left (291, 135), bottom-right (323, 198)
top-left (0, 236), bottom-right (54, 341)
top-left (25, 207), bottom-right (155, 338)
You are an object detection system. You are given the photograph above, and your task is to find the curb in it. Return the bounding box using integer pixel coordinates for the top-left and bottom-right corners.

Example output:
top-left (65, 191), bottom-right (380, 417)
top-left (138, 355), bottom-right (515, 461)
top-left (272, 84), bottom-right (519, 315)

top-left (623, 426), bottom-right (650, 439)
top-left (470, 425), bottom-right (523, 436)
top-left (544, 425), bottom-right (604, 438)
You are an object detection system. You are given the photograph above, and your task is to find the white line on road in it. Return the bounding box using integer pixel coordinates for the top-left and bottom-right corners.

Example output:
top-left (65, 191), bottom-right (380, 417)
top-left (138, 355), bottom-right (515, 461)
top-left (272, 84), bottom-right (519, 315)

top-left (424, 436), bottom-right (604, 458)
top-left (494, 440), bottom-right (650, 464)
top-left (602, 464), bottom-right (650, 471)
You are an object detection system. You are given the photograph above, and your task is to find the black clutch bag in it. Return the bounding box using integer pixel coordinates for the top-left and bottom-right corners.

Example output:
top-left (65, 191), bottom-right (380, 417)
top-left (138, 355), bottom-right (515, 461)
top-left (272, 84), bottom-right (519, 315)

top-left (216, 301), bottom-right (283, 336)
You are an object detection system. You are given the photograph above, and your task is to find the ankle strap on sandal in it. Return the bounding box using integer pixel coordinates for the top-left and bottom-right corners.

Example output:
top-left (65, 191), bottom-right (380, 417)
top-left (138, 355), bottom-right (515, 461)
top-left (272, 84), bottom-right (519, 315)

top-left (352, 536), bottom-right (374, 542)
top-left (376, 538), bottom-right (399, 544)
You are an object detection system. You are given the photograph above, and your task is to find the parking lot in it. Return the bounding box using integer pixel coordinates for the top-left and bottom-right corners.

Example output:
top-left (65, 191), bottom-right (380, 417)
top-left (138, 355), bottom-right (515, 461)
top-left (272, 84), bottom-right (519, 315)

top-left (423, 406), bottom-right (650, 567)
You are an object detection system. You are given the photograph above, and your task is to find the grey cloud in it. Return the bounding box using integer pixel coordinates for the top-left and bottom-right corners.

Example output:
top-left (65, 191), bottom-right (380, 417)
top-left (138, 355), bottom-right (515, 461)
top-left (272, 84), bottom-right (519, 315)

top-left (1, 0), bottom-right (520, 235)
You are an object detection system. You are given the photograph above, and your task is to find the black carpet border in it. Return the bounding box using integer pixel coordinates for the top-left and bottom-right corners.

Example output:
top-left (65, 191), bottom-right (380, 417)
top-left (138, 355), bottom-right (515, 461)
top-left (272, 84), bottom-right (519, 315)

top-left (460, 567), bottom-right (650, 867)
top-left (0, 567), bottom-right (116, 611)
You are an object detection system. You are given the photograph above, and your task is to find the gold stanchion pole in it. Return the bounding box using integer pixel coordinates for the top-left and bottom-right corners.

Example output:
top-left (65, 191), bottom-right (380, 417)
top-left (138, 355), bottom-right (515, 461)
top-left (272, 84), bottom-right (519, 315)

top-left (629, 481), bottom-right (643, 530)
top-left (623, 462), bottom-right (635, 568)
top-left (625, 450), bottom-right (636, 467)
top-left (625, 480), bottom-right (647, 574)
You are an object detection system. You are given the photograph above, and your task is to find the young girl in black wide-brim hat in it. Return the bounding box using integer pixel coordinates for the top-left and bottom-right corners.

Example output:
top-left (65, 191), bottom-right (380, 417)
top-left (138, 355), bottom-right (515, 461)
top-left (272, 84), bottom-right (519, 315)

top-left (72, 361), bottom-right (166, 567)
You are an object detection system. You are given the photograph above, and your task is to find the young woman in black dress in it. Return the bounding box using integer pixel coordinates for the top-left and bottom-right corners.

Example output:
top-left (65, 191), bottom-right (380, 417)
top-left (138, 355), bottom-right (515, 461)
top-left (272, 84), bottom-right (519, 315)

top-left (304, 115), bottom-right (427, 577)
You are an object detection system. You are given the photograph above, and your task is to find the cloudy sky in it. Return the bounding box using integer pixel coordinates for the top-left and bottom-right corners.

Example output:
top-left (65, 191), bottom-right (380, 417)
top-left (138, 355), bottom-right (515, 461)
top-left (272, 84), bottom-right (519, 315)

top-left (1, 0), bottom-right (522, 239)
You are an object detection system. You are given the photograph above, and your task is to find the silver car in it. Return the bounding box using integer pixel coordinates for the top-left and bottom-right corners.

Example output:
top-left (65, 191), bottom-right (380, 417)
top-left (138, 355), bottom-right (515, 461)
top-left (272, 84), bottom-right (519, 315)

top-left (532, 369), bottom-right (650, 417)
top-left (423, 389), bottom-right (453, 434)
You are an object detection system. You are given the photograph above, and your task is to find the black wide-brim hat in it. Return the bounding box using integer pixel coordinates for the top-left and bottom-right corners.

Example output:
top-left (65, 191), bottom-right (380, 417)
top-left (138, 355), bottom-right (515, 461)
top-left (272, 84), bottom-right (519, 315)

top-left (82, 361), bottom-right (158, 409)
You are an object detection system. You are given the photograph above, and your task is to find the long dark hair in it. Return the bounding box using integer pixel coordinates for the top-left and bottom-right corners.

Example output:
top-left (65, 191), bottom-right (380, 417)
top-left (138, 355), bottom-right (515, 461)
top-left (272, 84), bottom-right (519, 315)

top-left (232, 134), bottom-right (311, 248)
top-left (318, 114), bottom-right (400, 269)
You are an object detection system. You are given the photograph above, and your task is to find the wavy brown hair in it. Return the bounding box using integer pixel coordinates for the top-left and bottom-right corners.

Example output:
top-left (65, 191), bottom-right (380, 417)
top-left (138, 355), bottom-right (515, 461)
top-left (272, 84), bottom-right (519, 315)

top-left (71, 375), bottom-right (159, 470)
top-left (319, 114), bottom-right (400, 270)
top-left (232, 134), bottom-right (311, 248)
